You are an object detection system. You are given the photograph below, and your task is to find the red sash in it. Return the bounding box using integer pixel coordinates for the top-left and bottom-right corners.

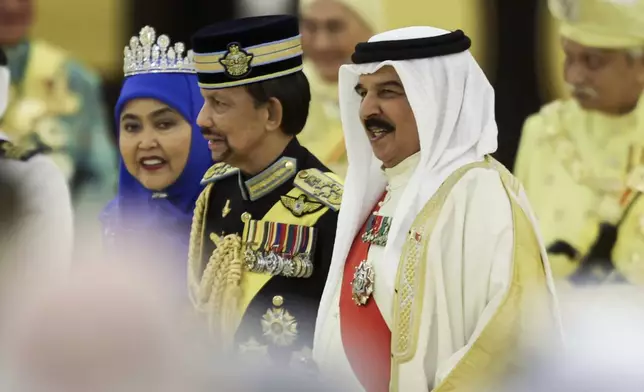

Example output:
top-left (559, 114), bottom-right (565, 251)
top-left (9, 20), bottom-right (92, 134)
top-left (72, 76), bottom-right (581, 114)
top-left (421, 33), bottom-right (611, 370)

top-left (339, 196), bottom-right (392, 392)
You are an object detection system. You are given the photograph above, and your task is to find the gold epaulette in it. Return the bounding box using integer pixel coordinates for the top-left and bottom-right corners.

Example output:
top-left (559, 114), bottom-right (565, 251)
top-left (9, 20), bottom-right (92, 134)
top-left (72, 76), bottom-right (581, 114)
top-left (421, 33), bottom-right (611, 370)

top-left (200, 162), bottom-right (239, 185)
top-left (0, 140), bottom-right (45, 161)
top-left (293, 168), bottom-right (343, 211)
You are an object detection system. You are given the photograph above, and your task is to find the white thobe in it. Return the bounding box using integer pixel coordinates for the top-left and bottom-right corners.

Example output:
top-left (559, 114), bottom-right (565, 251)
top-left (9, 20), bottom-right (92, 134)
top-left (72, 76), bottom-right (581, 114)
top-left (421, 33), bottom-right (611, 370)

top-left (0, 133), bottom-right (73, 292)
top-left (314, 158), bottom-right (549, 391)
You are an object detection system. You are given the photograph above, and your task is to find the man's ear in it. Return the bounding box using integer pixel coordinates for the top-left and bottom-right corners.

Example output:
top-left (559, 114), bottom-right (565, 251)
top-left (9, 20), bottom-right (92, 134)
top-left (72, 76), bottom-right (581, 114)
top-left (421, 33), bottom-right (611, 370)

top-left (264, 97), bottom-right (283, 133)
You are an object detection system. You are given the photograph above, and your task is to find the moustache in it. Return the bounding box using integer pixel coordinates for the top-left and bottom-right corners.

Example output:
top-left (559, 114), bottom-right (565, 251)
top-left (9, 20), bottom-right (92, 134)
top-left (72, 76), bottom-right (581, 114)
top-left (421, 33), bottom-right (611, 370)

top-left (566, 84), bottom-right (599, 98)
top-left (364, 117), bottom-right (396, 133)
top-left (200, 128), bottom-right (226, 139)
top-left (200, 127), bottom-right (213, 136)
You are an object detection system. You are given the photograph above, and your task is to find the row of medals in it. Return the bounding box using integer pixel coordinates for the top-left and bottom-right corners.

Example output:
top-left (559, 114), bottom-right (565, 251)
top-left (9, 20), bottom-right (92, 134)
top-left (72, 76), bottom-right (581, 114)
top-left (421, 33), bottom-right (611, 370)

top-left (244, 247), bottom-right (314, 279)
top-left (351, 205), bottom-right (393, 306)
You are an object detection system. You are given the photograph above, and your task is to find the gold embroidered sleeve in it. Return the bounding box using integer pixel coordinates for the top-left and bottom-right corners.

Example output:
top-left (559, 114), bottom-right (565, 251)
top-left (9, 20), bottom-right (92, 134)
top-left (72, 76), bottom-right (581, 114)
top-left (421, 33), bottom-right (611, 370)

top-left (200, 162), bottom-right (239, 185)
top-left (293, 168), bottom-right (343, 211)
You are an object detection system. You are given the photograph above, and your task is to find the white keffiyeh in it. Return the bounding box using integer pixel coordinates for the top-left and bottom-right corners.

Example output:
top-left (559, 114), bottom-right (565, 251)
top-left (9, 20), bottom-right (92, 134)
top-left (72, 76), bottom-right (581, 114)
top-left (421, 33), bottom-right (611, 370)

top-left (0, 62), bottom-right (8, 120)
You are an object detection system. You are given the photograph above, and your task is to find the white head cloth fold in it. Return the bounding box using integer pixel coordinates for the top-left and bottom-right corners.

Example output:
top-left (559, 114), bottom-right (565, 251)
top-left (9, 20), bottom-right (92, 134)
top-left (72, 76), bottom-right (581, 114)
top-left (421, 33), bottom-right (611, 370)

top-left (314, 26), bottom-right (499, 336)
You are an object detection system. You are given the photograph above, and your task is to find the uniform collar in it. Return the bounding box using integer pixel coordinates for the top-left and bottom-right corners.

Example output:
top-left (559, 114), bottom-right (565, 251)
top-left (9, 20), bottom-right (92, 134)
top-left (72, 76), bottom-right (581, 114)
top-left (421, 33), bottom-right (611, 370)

top-left (239, 138), bottom-right (302, 200)
top-left (200, 138), bottom-right (304, 201)
top-left (238, 155), bottom-right (298, 201)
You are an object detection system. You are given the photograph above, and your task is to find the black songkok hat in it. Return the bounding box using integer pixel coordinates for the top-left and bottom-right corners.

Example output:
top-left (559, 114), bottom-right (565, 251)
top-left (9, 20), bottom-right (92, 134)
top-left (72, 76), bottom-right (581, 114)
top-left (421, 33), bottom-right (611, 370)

top-left (351, 29), bottom-right (472, 64)
top-left (192, 15), bottom-right (303, 89)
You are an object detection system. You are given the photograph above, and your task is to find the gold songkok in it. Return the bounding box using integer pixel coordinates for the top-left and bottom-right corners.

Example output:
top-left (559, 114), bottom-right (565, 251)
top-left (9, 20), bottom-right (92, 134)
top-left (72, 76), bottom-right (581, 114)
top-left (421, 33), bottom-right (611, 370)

top-left (549, 0), bottom-right (644, 48)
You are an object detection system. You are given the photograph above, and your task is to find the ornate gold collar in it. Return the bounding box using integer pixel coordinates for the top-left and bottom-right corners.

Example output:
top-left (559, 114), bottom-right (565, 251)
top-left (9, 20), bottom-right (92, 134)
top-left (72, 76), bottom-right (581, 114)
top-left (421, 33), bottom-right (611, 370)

top-left (241, 157), bottom-right (297, 201)
top-left (200, 157), bottom-right (298, 201)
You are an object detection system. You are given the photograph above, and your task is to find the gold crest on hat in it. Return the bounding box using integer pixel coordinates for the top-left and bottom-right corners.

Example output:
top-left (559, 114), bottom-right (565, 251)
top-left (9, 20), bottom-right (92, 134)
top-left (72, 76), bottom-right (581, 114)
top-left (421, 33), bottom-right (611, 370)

top-left (219, 43), bottom-right (254, 78)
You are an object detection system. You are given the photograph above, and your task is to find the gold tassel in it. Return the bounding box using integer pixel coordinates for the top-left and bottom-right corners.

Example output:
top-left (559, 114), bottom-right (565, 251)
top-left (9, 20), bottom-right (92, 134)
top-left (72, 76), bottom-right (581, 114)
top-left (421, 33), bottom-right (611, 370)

top-left (186, 184), bottom-right (244, 346)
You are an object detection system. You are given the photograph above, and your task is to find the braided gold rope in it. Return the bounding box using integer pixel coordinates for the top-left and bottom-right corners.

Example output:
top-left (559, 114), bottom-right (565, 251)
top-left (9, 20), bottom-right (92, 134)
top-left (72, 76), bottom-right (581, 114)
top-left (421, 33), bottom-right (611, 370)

top-left (186, 184), bottom-right (244, 345)
top-left (187, 184), bottom-right (210, 308)
top-left (207, 234), bottom-right (243, 344)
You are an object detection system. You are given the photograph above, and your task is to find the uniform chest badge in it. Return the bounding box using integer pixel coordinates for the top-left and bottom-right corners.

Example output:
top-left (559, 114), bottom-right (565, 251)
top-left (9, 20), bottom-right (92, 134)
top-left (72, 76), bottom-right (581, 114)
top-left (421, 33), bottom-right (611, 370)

top-left (351, 260), bottom-right (375, 306)
top-left (261, 296), bottom-right (298, 346)
top-left (280, 194), bottom-right (323, 217)
top-left (361, 214), bottom-right (392, 247)
top-left (222, 199), bottom-right (231, 218)
top-left (219, 43), bottom-right (253, 78)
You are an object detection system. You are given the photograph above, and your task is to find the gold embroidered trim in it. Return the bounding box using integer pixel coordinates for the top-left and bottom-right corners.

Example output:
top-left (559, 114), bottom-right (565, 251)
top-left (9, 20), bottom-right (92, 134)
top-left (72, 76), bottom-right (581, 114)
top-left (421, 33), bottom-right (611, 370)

top-left (391, 160), bottom-right (489, 366)
top-left (244, 157), bottom-right (297, 201)
top-left (542, 114), bottom-right (623, 195)
top-left (200, 162), bottom-right (239, 185)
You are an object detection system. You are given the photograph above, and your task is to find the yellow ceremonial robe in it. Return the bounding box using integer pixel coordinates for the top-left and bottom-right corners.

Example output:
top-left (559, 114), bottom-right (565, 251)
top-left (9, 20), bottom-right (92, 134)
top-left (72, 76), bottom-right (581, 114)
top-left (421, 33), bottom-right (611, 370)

top-left (299, 62), bottom-right (348, 178)
top-left (515, 98), bottom-right (644, 285)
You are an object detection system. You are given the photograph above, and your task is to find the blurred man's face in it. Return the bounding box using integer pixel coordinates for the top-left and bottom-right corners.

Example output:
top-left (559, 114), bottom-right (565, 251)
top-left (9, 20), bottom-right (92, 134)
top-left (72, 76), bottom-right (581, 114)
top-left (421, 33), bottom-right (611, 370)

top-left (300, 0), bottom-right (373, 83)
top-left (0, 0), bottom-right (33, 46)
top-left (562, 38), bottom-right (644, 115)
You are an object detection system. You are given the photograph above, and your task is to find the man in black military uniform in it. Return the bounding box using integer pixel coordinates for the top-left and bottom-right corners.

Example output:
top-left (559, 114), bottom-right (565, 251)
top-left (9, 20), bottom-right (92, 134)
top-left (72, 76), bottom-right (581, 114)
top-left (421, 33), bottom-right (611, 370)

top-left (186, 15), bottom-right (342, 367)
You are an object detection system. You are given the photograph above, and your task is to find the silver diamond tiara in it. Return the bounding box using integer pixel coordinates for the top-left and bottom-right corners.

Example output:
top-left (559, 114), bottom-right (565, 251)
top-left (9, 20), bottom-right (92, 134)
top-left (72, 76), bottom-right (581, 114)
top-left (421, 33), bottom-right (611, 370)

top-left (123, 26), bottom-right (195, 77)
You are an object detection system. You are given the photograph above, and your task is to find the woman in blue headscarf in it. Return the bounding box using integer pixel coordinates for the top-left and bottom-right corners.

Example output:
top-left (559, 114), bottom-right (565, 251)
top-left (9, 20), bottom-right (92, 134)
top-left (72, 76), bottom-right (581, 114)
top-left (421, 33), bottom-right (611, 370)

top-left (101, 26), bottom-right (212, 293)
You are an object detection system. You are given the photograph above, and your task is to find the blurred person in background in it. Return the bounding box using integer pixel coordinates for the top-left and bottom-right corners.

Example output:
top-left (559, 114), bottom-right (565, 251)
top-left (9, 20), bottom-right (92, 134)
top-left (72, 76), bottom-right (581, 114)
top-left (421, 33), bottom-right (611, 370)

top-left (313, 26), bottom-right (560, 391)
top-left (100, 26), bottom-right (212, 299)
top-left (0, 262), bottom-right (219, 392)
top-left (298, 0), bottom-right (384, 178)
top-left (187, 15), bottom-right (341, 369)
top-left (514, 0), bottom-right (644, 286)
top-left (0, 0), bottom-right (117, 231)
top-left (0, 46), bottom-right (72, 294)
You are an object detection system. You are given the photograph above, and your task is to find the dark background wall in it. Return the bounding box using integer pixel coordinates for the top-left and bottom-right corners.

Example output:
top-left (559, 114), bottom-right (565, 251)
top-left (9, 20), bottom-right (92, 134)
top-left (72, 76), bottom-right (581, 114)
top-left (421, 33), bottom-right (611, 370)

top-left (493, 0), bottom-right (542, 170)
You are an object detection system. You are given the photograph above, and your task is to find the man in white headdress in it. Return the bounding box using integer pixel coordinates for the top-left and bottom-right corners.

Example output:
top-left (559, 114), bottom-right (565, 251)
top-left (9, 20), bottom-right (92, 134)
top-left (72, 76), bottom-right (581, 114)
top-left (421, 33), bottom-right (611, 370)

top-left (0, 47), bottom-right (72, 291)
top-left (313, 27), bottom-right (561, 391)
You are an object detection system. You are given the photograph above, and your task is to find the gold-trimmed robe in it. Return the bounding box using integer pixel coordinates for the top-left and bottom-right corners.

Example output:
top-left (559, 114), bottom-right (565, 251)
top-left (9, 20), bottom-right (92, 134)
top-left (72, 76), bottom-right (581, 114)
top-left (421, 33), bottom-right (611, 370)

top-left (314, 158), bottom-right (559, 391)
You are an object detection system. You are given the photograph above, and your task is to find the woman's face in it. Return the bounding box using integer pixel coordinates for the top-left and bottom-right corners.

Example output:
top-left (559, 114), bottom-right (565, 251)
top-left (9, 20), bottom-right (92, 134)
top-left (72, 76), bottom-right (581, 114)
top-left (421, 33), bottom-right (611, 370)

top-left (118, 99), bottom-right (192, 191)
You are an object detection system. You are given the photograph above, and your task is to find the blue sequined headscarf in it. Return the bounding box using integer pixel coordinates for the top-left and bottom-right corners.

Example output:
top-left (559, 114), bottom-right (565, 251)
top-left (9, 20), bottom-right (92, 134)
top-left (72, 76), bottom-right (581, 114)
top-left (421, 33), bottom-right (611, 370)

top-left (101, 72), bottom-right (211, 270)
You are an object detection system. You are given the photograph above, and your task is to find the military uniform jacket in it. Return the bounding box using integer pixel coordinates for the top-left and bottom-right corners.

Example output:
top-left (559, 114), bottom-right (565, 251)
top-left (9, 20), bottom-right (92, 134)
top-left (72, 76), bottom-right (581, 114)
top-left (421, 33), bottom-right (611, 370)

top-left (188, 138), bottom-right (341, 366)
